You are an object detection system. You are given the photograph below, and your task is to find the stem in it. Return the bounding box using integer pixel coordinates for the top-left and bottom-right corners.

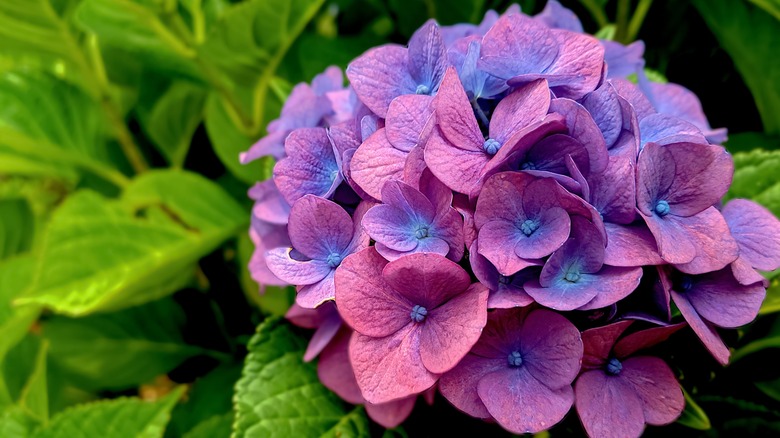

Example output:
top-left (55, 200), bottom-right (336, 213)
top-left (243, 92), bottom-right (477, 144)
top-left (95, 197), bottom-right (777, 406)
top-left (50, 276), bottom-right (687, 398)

top-left (100, 97), bottom-right (150, 174)
top-left (579, 0), bottom-right (609, 28)
top-left (626, 0), bottom-right (653, 42)
top-left (471, 99), bottom-right (490, 131)
top-left (615, 0), bottom-right (632, 43)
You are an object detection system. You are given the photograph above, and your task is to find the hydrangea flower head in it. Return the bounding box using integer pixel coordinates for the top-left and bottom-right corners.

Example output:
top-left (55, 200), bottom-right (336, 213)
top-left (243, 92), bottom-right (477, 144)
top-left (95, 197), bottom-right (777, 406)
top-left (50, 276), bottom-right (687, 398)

top-left (244, 1), bottom-right (780, 435)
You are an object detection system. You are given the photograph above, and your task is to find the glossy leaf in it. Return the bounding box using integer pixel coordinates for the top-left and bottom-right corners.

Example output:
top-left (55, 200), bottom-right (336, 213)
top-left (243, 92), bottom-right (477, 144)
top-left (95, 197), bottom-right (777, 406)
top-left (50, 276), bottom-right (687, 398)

top-left (232, 317), bottom-right (371, 438)
top-left (16, 171), bottom-right (246, 315)
top-left (677, 387), bottom-right (711, 430)
top-left (726, 149), bottom-right (780, 217)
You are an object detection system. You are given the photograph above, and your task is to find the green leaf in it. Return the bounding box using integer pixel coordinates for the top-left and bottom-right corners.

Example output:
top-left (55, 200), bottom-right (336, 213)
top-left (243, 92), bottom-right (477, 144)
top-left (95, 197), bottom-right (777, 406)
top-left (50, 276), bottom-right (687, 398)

top-left (0, 335), bottom-right (42, 410)
top-left (677, 387), bottom-right (711, 430)
top-left (74, 0), bottom-right (201, 79)
top-left (725, 149), bottom-right (780, 217)
top-left (725, 132), bottom-right (780, 154)
top-left (137, 80), bottom-right (207, 166)
top-left (732, 333), bottom-right (780, 362)
top-left (748, 0), bottom-right (780, 21)
top-left (16, 170), bottom-right (246, 316)
top-left (756, 377), bottom-right (780, 402)
top-left (232, 318), bottom-right (370, 438)
top-left (31, 386), bottom-right (184, 438)
top-left (167, 362), bottom-right (241, 437)
top-left (0, 407), bottom-right (38, 438)
top-left (182, 413), bottom-right (233, 438)
top-left (18, 339), bottom-right (48, 422)
top-left (761, 278), bottom-right (780, 314)
top-left (0, 198), bottom-right (34, 260)
top-left (694, 0), bottom-right (780, 133)
top-left (42, 298), bottom-right (208, 391)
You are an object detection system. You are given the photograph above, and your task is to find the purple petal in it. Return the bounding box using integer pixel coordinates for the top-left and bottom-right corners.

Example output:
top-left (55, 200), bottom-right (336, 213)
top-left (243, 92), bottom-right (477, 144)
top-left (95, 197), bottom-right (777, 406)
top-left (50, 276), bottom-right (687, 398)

top-left (620, 357), bottom-right (684, 426)
top-left (365, 397), bottom-right (416, 429)
top-left (548, 98), bottom-right (609, 173)
top-left (425, 128), bottom-right (489, 194)
top-left (646, 82), bottom-right (718, 137)
top-left (603, 223), bottom-right (664, 267)
top-left (470, 241), bottom-right (535, 308)
top-left (434, 67), bottom-right (482, 152)
top-left (603, 40), bottom-right (645, 79)
top-left (318, 328), bottom-right (364, 404)
top-left (535, 0), bottom-right (584, 32)
top-left (581, 321), bottom-right (633, 369)
top-left (303, 307), bottom-right (342, 361)
top-left (581, 82), bottom-right (623, 148)
top-left (723, 198), bottom-right (780, 271)
top-left (287, 195), bottom-right (354, 260)
top-left (540, 29), bottom-right (604, 99)
top-left (673, 207), bottom-right (740, 275)
top-left (420, 283), bottom-right (488, 374)
top-left (249, 181), bottom-right (291, 225)
top-left (636, 142), bottom-right (733, 217)
top-left (386, 94), bottom-right (435, 152)
top-left (639, 114), bottom-right (707, 147)
top-left (248, 222), bottom-right (288, 288)
top-left (731, 256), bottom-right (768, 286)
top-left (478, 367), bottom-right (574, 434)
top-left (374, 238), bottom-right (449, 261)
top-left (685, 268), bottom-right (765, 328)
top-left (363, 205), bottom-right (422, 252)
top-left (671, 290), bottom-right (730, 365)
top-left (296, 271), bottom-right (337, 308)
top-left (575, 370), bottom-right (646, 438)
top-left (241, 130), bottom-right (287, 163)
top-left (334, 247), bottom-right (412, 337)
top-left (265, 247), bottom-right (331, 285)
top-left (641, 211), bottom-right (696, 265)
top-left (439, 354), bottom-right (501, 419)
top-left (350, 326), bottom-right (438, 404)
top-left (577, 266), bottom-right (644, 311)
top-left (407, 20), bottom-right (448, 91)
top-left (274, 128), bottom-right (341, 204)
top-left (403, 145), bottom-right (427, 189)
top-left (382, 252), bottom-right (472, 309)
top-left (346, 45), bottom-right (416, 117)
top-left (478, 221), bottom-right (544, 276)
top-left (431, 207), bottom-right (465, 261)
top-left (479, 14), bottom-right (558, 81)
top-left (351, 128), bottom-right (408, 200)
top-left (489, 79), bottom-right (551, 144)
top-left (613, 323), bottom-right (686, 359)
top-left (382, 180), bottom-right (436, 222)
top-left (514, 207), bottom-right (571, 259)
top-left (611, 78), bottom-right (654, 120)
top-left (586, 154), bottom-right (637, 225)
top-left (520, 309), bottom-right (583, 389)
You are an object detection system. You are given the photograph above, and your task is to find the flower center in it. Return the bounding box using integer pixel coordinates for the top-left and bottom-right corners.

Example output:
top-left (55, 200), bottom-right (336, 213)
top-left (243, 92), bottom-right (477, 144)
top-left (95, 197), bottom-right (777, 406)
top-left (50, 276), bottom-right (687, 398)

top-left (414, 225), bottom-right (429, 239)
top-left (483, 138), bottom-right (501, 156)
top-left (520, 219), bottom-right (540, 237)
top-left (606, 357), bottom-right (623, 375)
top-left (521, 161), bottom-right (537, 171)
top-left (410, 305), bottom-right (428, 323)
top-left (564, 270), bottom-right (581, 283)
top-left (415, 84), bottom-right (430, 95)
top-left (326, 252), bottom-right (342, 268)
top-left (508, 351), bottom-right (523, 367)
top-left (654, 200), bottom-right (671, 217)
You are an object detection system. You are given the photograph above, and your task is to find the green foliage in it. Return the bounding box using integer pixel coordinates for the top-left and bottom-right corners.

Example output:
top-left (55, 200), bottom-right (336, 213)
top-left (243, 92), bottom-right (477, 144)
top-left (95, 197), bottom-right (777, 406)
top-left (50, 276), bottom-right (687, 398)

top-left (182, 413), bottom-right (232, 438)
top-left (232, 318), bottom-right (370, 438)
top-left (694, 0), bottom-right (780, 134)
top-left (16, 171), bottom-right (245, 316)
top-left (32, 387), bottom-right (184, 438)
top-left (42, 298), bottom-right (209, 391)
top-left (726, 149), bottom-right (780, 217)
top-left (677, 387), bottom-right (711, 430)
top-left (166, 363), bottom-right (241, 436)
top-left (0, 198), bottom-right (35, 260)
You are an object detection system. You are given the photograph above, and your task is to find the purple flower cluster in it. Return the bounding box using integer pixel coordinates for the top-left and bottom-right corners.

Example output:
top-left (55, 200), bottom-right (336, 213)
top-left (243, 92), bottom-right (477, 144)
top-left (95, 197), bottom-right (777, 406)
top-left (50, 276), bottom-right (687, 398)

top-left (245, 2), bottom-right (780, 436)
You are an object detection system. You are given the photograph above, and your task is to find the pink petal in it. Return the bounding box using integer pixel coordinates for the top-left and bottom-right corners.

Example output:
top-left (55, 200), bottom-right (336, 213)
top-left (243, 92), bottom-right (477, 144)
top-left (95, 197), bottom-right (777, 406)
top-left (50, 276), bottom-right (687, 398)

top-left (439, 354), bottom-right (501, 419)
top-left (288, 195), bottom-right (354, 260)
top-left (520, 309), bottom-right (583, 389)
top-left (420, 283), bottom-right (489, 373)
top-left (673, 207), bottom-right (739, 275)
top-left (346, 45), bottom-right (416, 117)
top-left (613, 323), bottom-right (686, 359)
top-left (604, 223), bottom-right (664, 267)
top-left (581, 321), bottom-right (633, 369)
top-left (350, 326), bottom-right (438, 404)
top-left (334, 247), bottom-right (413, 337)
top-left (620, 356), bottom-right (684, 425)
top-left (381, 252), bottom-right (472, 308)
top-left (489, 79), bottom-right (551, 143)
top-left (575, 370), bottom-right (646, 438)
top-left (318, 328), bottom-right (364, 404)
top-left (434, 67), bottom-right (483, 151)
top-left (478, 367), bottom-right (574, 434)
top-left (365, 397), bottom-right (416, 428)
top-left (351, 128), bottom-right (408, 201)
top-left (386, 94), bottom-right (435, 152)
top-left (424, 128), bottom-right (489, 194)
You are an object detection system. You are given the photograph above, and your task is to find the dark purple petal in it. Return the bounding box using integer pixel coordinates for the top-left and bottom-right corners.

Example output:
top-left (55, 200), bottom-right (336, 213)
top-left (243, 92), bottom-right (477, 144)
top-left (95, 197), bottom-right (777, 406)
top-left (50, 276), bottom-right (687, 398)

top-left (470, 241), bottom-right (535, 309)
top-left (386, 94), bottom-right (435, 152)
top-left (350, 326), bottom-right (438, 404)
top-left (439, 354), bottom-right (501, 419)
top-left (346, 45), bottom-right (416, 117)
top-left (575, 370), bottom-right (646, 438)
top-left (577, 266), bottom-right (644, 311)
top-left (274, 128), bottom-right (342, 204)
top-left (351, 128), bottom-right (408, 200)
top-left (382, 252), bottom-right (472, 309)
top-left (478, 367), bottom-right (574, 434)
top-left (586, 154), bottom-right (637, 224)
top-left (419, 283), bottom-right (488, 373)
top-left (318, 328), bottom-right (364, 404)
top-left (581, 82), bottom-right (623, 148)
top-left (723, 198), bottom-right (780, 271)
top-left (334, 247), bottom-right (412, 337)
top-left (407, 20), bottom-right (448, 92)
top-left (549, 98), bottom-right (609, 173)
top-left (671, 290), bottom-right (730, 365)
top-left (613, 323), bottom-right (686, 359)
top-left (611, 78), bottom-right (655, 120)
top-left (520, 309), bottom-right (583, 389)
top-left (581, 321), bottom-right (633, 369)
top-left (620, 357), bottom-right (684, 426)
top-left (685, 268), bottom-right (765, 328)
